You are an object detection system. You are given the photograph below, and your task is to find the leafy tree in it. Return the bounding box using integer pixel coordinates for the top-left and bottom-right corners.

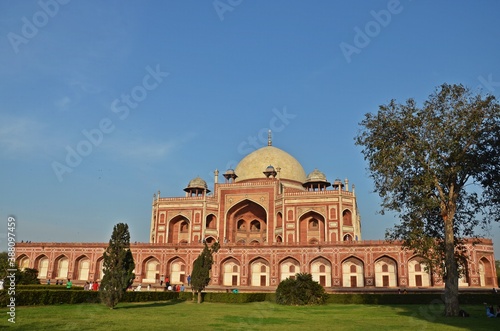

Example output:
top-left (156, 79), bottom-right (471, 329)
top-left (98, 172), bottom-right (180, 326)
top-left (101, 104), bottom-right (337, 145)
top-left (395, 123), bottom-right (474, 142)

top-left (355, 83), bottom-right (500, 316)
top-left (17, 268), bottom-right (40, 285)
top-left (0, 252), bottom-right (39, 285)
top-left (191, 242), bottom-right (220, 303)
top-left (100, 223), bottom-right (135, 308)
top-left (0, 252), bottom-right (11, 280)
top-left (276, 273), bottom-right (327, 305)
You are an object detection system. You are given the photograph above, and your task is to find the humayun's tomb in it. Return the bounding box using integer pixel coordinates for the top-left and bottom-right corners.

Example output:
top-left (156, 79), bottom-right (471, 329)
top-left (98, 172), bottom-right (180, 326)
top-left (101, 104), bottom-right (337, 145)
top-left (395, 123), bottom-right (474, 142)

top-left (15, 134), bottom-right (497, 289)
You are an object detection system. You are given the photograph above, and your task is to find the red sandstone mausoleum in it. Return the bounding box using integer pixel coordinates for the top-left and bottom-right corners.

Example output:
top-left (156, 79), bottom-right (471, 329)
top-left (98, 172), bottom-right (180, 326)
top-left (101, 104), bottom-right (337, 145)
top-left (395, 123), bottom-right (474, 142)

top-left (15, 135), bottom-right (497, 289)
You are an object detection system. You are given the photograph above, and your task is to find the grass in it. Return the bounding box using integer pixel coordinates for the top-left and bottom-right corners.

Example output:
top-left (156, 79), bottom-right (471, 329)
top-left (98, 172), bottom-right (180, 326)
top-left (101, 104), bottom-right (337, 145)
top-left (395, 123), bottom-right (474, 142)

top-left (0, 300), bottom-right (497, 331)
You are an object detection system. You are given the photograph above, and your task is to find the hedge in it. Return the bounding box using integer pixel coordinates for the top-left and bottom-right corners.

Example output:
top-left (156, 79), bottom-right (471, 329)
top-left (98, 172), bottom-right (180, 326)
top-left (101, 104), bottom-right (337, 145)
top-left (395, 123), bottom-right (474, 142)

top-left (326, 293), bottom-right (498, 305)
top-left (0, 290), bottom-right (181, 306)
top-left (16, 285), bottom-right (84, 291)
top-left (0, 290), bottom-right (497, 306)
top-left (198, 292), bottom-right (273, 303)
top-left (0, 290), bottom-right (100, 306)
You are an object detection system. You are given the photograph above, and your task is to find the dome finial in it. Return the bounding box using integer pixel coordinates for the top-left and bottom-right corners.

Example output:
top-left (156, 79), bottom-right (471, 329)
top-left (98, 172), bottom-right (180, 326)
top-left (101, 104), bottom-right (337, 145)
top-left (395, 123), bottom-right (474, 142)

top-left (268, 130), bottom-right (272, 146)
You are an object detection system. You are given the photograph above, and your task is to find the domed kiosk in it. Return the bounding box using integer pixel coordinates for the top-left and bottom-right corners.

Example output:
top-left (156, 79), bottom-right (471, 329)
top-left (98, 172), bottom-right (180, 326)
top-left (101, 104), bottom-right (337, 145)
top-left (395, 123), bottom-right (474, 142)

top-left (184, 176), bottom-right (210, 196)
top-left (303, 169), bottom-right (331, 191)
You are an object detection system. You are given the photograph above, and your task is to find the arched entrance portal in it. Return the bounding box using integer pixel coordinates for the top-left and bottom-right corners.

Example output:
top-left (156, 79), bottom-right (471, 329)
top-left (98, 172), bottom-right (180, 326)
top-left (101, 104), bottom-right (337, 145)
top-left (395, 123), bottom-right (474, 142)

top-left (374, 256), bottom-right (397, 287)
top-left (250, 258), bottom-right (270, 286)
top-left (299, 211), bottom-right (325, 244)
top-left (222, 258), bottom-right (240, 286)
top-left (227, 200), bottom-right (267, 245)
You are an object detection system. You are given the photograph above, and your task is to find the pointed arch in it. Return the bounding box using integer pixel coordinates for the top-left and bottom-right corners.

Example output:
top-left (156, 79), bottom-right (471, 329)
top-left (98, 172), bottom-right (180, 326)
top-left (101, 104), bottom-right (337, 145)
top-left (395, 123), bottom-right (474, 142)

top-left (249, 257), bottom-right (270, 286)
top-left (279, 257), bottom-right (300, 281)
top-left (53, 255), bottom-right (69, 280)
top-left (142, 256), bottom-right (161, 283)
top-left (16, 254), bottom-right (29, 271)
top-left (74, 255), bottom-right (91, 281)
top-left (167, 215), bottom-right (191, 244)
top-left (408, 256), bottom-right (431, 287)
top-left (276, 212), bottom-right (283, 228)
top-left (478, 257), bottom-right (494, 287)
top-left (374, 256), bottom-right (398, 287)
top-left (343, 233), bottom-right (353, 241)
top-left (310, 257), bottom-right (331, 287)
top-left (95, 257), bottom-right (104, 281)
top-left (204, 236), bottom-right (217, 245)
top-left (342, 209), bottom-right (353, 226)
top-left (34, 254), bottom-right (49, 279)
top-left (206, 214), bottom-right (217, 229)
top-left (168, 257), bottom-right (186, 285)
top-left (221, 257), bottom-right (241, 286)
top-left (250, 220), bottom-right (261, 232)
top-left (237, 219), bottom-right (246, 230)
top-left (226, 199), bottom-right (267, 244)
top-left (342, 256), bottom-right (364, 287)
top-left (298, 211), bottom-right (325, 244)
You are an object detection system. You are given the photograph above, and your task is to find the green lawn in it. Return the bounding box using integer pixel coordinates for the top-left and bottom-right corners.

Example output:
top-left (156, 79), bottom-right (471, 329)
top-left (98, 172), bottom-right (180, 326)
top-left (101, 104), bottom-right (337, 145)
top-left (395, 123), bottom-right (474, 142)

top-left (0, 300), bottom-right (497, 331)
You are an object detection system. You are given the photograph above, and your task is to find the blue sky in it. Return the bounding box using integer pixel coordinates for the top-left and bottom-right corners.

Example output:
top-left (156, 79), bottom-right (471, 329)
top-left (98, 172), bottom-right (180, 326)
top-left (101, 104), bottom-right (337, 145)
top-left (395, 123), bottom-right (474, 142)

top-left (1, 0), bottom-right (500, 257)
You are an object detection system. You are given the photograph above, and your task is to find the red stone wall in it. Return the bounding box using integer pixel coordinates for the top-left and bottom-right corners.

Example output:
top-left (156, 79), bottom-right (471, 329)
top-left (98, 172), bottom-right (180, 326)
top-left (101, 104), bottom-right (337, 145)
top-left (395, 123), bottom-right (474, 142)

top-left (14, 239), bottom-right (497, 289)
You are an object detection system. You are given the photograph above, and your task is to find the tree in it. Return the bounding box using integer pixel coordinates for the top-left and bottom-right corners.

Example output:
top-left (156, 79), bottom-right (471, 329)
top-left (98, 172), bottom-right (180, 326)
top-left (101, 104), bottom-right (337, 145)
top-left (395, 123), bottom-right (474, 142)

top-left (0, 252), bottom-right (40, 285)
top-left (191, 242), bottom-right (220, 303)
top-left (100, 223), bottom-right (135, 308)
top-left (17, 268), bottom-right (40, 285)
top-left (275, 273), bottom-right (327, 306)
top-left (355, 83), bottom-right (500, 316)
top-left (0, 252), bottom-right (11, 280)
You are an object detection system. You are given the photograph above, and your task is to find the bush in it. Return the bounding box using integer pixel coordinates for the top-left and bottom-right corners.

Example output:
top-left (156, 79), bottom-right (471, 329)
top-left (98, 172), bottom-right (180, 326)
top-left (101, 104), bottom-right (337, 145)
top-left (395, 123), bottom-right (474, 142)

top-left (17, 268), bottom-right (40, 285)
top-left (276, 273), bottom-right (327, 306)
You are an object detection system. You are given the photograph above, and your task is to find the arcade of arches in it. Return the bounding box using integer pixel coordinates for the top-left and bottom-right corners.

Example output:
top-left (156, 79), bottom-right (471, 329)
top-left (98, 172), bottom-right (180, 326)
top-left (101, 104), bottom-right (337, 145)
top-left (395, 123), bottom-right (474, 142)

top-left (14, 240), bottom-right (497, 289)
top-left (13, 141), bottom-right (497, 289)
